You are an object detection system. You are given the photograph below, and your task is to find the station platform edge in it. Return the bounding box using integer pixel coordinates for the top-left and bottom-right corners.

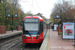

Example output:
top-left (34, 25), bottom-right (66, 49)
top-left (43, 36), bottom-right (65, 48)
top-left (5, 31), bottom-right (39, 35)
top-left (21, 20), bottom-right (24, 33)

top-left (0, 30), bottom-right (22, 39)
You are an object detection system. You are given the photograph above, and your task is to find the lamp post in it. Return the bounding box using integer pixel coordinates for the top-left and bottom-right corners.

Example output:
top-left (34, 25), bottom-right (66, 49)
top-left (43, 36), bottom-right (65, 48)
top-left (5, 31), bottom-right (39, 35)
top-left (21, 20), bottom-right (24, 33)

top-left (15, 13), bottom-right (18, 26)
top-left (63, 10), bottom-right (65, 19)
top-left (60, 9), bottom-right (62, 19)
top-left (7, 13), bottom-right (18, 32)
top-left (12, 15), bottom-right (13, 32)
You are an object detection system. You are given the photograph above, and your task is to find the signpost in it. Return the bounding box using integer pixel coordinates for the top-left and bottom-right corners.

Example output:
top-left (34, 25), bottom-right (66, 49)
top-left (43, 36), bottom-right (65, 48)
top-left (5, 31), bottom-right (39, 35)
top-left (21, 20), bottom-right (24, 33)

top-left (12, 15), bottom-right (13, 32)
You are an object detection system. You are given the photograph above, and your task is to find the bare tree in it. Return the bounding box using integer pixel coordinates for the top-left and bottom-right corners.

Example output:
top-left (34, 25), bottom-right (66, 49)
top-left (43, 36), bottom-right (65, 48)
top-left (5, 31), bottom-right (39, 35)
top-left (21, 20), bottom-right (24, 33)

top-left (50, 1), bottom-right (75, 20)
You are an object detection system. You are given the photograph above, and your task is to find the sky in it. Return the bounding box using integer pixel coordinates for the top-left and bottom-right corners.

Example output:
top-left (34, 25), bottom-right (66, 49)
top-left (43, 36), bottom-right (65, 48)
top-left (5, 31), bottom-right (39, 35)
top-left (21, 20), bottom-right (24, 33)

top-left (19, 0), bottom-right (58, 19)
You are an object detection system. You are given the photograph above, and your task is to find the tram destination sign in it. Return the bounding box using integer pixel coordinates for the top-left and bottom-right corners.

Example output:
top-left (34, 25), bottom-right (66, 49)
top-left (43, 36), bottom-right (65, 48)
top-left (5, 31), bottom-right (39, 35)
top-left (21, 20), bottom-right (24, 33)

top-left (25, 19), bottom-right (39, 22)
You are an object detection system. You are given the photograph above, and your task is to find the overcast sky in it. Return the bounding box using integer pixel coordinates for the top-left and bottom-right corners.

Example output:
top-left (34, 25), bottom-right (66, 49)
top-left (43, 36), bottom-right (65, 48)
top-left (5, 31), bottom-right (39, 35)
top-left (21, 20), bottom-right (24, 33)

top-left (19, 0), bottom-right (58, 19)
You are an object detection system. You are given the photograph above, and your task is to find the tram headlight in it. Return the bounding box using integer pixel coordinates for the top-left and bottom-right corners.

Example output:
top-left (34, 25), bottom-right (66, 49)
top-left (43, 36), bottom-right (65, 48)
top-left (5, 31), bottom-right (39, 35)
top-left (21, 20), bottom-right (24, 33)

top-left (24, 35), bottom-right (27, 39)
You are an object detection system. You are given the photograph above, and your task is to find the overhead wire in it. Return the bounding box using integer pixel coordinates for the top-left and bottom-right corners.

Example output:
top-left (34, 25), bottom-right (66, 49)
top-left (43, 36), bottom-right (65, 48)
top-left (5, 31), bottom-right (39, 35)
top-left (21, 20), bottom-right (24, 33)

top-left (35, 0), bottom-right (41, 11)
top-left (23, 0), bottom-right (41, 14)
top-left (27, 0), bottom-right (38, 12)
top-left (27, 0), bottom-right (33, 7)
top-left (32, 0), bottom-right (33, 7)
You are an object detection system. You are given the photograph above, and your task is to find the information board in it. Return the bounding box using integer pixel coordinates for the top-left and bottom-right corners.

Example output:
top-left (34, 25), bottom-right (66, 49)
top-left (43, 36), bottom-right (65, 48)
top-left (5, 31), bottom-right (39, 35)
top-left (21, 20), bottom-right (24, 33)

top-left (63, 22), bottom-right (74, 39)
top-left (54, 24), bottom-right (58, 31)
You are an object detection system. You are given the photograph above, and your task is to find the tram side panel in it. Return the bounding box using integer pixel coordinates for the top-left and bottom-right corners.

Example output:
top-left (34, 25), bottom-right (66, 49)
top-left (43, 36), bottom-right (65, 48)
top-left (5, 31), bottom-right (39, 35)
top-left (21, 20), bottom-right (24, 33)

top-left (43, 22), bottom-right (47, 38)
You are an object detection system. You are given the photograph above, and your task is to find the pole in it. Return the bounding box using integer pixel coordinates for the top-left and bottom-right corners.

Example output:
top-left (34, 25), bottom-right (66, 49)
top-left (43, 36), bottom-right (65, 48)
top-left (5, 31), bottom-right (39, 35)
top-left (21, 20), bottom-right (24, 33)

top-left (74, 33), bottom-right (75, 46)
top-left (60, 9), bottom-right (62, 19)
top-left (5, 8), bottom-right (6, 26)
top-left (73, 23), bottom-right (75, 46)
top-left (12, 15), bottom-right (13, 32)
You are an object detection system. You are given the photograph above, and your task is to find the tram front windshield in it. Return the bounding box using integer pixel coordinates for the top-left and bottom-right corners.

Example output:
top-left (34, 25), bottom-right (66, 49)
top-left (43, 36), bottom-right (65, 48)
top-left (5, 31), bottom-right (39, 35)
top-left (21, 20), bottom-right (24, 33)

top-left (24, 19), bottom-right (39, 34)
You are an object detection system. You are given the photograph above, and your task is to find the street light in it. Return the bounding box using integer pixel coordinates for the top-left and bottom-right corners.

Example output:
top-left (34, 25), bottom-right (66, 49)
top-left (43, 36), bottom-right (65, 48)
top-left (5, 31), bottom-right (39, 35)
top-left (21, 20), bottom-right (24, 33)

top-left (60, 9), bottom-right (62, 19)
top-left (56, 15), bottom-right (59, 18)
top-left (8, 14), bottom-right (10, 17)
top-left (15, 14), bottom-right (17, 17)
top-left (63, 10), bottom-right (65, 19)
top-left (6, 13), bottom-right (18, 32)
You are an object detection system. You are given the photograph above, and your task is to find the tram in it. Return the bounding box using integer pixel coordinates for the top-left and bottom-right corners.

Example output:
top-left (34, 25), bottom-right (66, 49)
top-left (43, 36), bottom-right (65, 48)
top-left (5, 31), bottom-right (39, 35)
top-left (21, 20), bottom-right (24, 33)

top-left (21, 16), bottom-right (47, 43)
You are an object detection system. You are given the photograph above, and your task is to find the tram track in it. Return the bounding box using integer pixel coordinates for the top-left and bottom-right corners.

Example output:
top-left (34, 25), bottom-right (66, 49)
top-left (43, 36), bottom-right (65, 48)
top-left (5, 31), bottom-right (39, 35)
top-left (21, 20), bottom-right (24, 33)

top-left (0, 37), bottom-right (21, 47)
top-left (5, 41), bottom-right (22, 50)
top-left (21, 43), bottom-right (41, 50)
top-left (0, 34), bottom-right (22, 46)
top-left (21, 47), bottom-right (40, 50)
top-left (0, 36), bottom-right (42, 50)
top-left (0, 34), bottom-right (22, 50)
top-left (10, 42), bottom-right (26, 50)
top-left (0, 32), bottom-right (43, 50)
top-left (1, 38), bottom-right (22, 50)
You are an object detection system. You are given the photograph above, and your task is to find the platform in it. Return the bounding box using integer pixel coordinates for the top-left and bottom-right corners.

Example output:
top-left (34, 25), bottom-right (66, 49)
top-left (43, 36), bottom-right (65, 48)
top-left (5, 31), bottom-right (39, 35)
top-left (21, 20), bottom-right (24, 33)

top-left (40, 29), bottom-right (75, 50)
top-left (0, 30), bottom-right (22, 39)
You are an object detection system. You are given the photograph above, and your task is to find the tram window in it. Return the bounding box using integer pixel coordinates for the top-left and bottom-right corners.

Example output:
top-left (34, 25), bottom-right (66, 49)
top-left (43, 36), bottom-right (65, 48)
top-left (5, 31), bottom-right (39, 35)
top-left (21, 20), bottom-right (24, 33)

top-left (39, 22), bottom-right (43, 34)
top-left (24, 23), bottom-right (39, 31)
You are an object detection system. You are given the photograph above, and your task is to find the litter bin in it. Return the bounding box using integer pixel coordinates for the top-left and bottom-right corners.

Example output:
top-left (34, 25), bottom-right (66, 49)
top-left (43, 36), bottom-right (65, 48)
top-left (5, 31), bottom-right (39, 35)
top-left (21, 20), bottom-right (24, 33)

top-left (17, 25), bottom-right (21, 31)
top-left (0, 26), bottom-right (6, 34)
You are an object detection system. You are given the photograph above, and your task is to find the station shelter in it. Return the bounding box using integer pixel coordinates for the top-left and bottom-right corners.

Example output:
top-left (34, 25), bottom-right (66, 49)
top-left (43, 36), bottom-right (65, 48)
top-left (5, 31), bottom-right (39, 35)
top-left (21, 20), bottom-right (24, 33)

top-left (54, 18), bottom-right (75, 36)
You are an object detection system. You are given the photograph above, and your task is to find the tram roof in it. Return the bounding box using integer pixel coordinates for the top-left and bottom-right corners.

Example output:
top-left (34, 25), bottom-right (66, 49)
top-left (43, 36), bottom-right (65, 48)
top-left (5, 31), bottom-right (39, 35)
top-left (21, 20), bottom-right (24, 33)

top-left (23, 16), bottom-right (43, 21)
